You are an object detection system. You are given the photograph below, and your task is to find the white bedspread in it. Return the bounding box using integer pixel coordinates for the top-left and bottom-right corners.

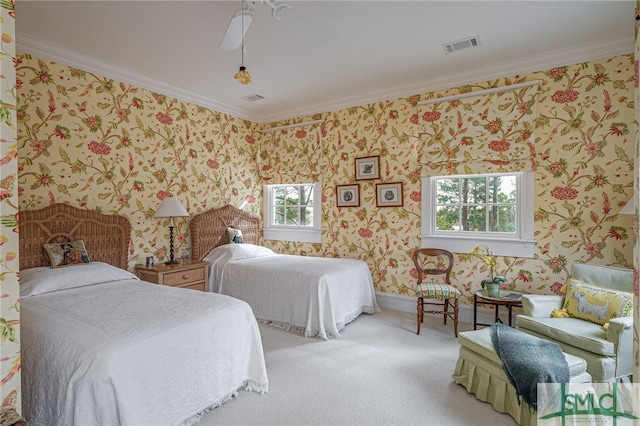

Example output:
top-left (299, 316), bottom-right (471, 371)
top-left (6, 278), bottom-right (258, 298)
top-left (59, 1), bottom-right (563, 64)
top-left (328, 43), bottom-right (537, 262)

top-left (21, 263), bottom-right (268, 426)
top-left (203, 244), bottom-right (380, 339)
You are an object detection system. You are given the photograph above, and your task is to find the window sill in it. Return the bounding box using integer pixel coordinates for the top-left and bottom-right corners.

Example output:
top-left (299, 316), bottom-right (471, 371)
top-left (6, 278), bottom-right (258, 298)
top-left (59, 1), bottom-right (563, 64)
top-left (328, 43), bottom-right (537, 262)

top-left (419, 234), bottom-right (536, 258)
top-left (263, 228), bottom-right (322, 243)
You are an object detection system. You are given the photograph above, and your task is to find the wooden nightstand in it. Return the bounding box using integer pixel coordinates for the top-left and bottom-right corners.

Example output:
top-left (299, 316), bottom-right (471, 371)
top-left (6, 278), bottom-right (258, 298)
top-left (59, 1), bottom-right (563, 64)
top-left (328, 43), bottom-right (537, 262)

top-left (136, 260), bottom-right (209, 292)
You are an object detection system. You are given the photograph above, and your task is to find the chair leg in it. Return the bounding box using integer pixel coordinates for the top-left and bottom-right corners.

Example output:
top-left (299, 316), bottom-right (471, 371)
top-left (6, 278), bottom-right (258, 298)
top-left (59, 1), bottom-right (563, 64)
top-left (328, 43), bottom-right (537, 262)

top-left (453, 299), bottom-right (459, 338)
top-left (443, 299), bottom-right (449, 325)
top-left (416, 298), bottom-right (423, 335)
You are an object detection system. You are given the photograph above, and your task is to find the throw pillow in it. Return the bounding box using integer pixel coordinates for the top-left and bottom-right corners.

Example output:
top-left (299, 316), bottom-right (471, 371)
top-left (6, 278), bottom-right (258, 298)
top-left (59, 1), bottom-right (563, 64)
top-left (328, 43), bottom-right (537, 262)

top-left (226, 226), bottom-right (244, 244)
top-left (43, 240), bottom-right (91, 268)
top-left (562, 278), bottom-right (633, 325)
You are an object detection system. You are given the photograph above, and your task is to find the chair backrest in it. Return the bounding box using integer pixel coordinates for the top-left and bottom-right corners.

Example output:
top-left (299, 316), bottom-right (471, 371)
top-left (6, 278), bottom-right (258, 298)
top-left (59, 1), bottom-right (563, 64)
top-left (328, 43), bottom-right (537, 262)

top-left (412, 248), bottom-right (454, 284)
top-left (571, 263), bottom-right (633, 292)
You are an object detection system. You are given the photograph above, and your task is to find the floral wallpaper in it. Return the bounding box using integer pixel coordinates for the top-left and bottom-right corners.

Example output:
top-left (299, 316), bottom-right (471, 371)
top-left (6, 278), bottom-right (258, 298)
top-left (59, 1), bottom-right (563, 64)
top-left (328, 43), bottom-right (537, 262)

top-left (16, 51), bottom-right (636, 305)
top-left (17, 51), bottom-right (637, 304)
top-left (0, 0), bottom-right (20, 412)
top-left (16, 55), bottom-right (262, 267)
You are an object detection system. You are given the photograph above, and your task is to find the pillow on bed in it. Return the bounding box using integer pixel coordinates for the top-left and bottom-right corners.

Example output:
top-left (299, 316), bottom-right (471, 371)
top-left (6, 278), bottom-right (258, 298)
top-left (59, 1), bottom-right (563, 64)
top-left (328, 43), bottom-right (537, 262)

top-left (203, 243), bottom-right (274, 263)
top-left (43, 240), bottom-right (91, 268)
top-left (226, 226), bottom-right (244, 244)
top-left (20, 262), bottom-right (139, 297)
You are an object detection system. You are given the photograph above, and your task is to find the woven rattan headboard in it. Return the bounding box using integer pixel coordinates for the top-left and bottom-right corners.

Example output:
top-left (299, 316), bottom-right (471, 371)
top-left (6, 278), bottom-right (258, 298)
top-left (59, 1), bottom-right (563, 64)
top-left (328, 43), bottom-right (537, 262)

top-left (19, 203), bottom-right (131, 270)
top-left (190, 205), bottom-right (260, 260)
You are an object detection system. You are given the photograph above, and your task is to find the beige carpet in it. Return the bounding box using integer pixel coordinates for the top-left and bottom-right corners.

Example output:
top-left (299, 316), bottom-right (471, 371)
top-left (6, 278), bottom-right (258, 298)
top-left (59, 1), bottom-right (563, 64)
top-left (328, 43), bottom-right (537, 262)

top-left (196, 309), bottom-right (515, 426)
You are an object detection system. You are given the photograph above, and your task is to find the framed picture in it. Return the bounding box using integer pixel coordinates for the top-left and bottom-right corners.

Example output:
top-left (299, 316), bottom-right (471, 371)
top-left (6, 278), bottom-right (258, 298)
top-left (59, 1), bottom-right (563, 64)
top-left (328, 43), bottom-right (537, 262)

top-left (376, 182), bottom-right (403, 207)
top-left (355, 156), bottom-right (380, 180)
top-left (336, 184), bottom-right (360, 207)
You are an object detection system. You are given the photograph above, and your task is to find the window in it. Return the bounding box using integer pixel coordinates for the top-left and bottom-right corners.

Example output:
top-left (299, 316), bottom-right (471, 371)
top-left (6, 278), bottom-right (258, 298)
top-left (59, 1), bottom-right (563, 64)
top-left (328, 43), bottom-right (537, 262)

top-left (263, 183), bottom-right (322, 243)
top-left (421, 172), bottom-right (535, 257)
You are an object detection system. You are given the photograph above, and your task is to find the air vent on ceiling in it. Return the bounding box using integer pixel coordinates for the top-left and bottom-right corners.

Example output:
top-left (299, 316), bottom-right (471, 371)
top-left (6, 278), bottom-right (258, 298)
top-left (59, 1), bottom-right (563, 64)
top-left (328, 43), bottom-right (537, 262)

top-left (242, 94), bottom-right (266, 102)
top-left (442, 35), bottom-right (481, 54)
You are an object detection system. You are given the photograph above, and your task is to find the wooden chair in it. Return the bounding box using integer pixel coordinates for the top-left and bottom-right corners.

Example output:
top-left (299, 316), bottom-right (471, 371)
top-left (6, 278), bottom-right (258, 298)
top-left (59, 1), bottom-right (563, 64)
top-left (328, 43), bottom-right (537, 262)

top-left (413, 248), bottom-right (460, 337)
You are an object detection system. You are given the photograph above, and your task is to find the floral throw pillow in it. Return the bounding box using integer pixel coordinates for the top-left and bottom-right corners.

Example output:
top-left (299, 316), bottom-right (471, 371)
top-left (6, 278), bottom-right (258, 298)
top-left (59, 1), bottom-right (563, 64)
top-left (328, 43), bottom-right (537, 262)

top-left (43, 240), bottom-right (91, 268)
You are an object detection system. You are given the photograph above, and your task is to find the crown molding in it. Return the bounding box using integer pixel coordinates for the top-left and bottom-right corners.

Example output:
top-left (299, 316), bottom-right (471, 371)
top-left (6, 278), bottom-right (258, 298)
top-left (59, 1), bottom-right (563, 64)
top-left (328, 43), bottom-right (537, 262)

top-left (18, 35), bottom-right (632, 125)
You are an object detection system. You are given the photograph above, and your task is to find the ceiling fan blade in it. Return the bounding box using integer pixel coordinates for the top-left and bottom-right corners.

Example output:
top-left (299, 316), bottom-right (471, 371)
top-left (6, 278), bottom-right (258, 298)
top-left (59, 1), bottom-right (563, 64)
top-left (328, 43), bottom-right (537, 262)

top-left (219, 9), bottom-right (254, 51)
top-left (272, 4), bottom-right (336, 45)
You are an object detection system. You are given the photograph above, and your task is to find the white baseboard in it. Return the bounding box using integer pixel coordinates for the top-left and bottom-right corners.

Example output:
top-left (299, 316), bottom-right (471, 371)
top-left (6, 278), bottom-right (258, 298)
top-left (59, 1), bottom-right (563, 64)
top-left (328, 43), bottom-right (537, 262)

top-left (375, 291), bottom-right (522, 327)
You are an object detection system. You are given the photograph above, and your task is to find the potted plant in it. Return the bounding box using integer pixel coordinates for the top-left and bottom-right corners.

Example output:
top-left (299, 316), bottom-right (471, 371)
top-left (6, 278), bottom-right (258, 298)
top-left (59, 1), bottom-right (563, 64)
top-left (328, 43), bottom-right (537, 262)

top-left (469, 245), bottom-right (506, 298)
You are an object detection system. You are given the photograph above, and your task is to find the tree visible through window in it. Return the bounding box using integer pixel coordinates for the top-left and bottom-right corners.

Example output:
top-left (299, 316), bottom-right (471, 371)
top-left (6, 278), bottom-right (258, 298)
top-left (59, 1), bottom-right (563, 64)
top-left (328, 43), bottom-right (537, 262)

top-left (434, 174), bottom-right (517, 234)
top-left (421, 171), bottom-right (535, 258)
top-left (264, 183), bottom-right (321, 243)
top-left (272, 184), bottom-right (314, 226)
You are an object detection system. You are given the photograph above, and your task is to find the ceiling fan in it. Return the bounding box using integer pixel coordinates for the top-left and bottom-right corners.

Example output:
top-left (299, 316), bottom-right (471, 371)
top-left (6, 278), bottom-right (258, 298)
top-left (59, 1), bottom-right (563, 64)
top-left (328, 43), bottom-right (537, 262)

top-left (219, 0), bottom-right (337, 51)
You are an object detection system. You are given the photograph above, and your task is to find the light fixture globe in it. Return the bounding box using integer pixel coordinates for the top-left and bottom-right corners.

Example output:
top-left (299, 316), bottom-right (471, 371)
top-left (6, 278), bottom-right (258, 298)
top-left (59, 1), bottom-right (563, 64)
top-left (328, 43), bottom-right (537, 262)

top-left (234, 64), bottom-right (251, 85)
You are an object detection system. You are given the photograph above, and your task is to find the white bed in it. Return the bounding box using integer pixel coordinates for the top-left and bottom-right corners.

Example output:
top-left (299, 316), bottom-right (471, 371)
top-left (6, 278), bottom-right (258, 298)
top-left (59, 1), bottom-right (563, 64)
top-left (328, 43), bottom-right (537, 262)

top-left (19, 204), bottom-right (268, 426)
top-left (202, 244), bottom-right (379, 339)
top-left (189, 206), bottom-right (379, 340)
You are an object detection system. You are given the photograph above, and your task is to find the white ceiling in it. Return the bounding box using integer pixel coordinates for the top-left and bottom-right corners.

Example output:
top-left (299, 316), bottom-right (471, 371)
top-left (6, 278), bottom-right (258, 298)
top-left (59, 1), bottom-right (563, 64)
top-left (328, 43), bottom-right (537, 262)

top-left (16, 1), bottom-right (634, 124)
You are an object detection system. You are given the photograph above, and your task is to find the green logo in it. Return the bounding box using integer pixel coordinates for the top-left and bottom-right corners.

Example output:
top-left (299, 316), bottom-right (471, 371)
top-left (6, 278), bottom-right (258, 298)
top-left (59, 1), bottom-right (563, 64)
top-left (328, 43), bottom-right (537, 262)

top-left (538, 383), bottom-right (639, 425)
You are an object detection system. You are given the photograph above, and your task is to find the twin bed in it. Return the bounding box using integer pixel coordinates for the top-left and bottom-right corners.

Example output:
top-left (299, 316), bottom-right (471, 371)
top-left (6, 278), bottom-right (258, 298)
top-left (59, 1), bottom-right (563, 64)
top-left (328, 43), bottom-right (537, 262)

top-left (190, 205), bottom-right (380, 339)
top-left (19, 204), bottom-right (268, 425)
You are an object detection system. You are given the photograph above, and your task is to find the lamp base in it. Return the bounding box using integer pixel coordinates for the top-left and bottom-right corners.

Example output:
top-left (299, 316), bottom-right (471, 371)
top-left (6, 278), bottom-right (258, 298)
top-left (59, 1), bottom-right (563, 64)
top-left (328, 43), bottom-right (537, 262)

top-left (164, 260), bottom-right (181, 265)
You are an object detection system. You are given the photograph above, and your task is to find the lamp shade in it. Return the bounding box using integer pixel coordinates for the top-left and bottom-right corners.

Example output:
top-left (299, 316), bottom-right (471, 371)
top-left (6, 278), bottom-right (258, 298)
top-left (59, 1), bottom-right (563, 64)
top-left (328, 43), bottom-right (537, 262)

top-left (154, 197), bottom-right (189, 218)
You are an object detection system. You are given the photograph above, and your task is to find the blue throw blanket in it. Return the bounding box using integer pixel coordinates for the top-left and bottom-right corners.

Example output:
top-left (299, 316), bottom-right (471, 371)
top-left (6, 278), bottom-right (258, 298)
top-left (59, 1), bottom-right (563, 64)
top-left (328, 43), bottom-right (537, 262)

top-left (490, 323), bottom-right (570, 410)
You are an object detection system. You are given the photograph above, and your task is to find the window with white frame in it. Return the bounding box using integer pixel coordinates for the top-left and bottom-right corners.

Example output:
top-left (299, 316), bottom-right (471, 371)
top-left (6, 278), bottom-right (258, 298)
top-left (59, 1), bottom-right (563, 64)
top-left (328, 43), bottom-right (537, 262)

top-left (421, 172), bottom-right (536, 257)
top-left (263, 183), bottom-right (322, 243)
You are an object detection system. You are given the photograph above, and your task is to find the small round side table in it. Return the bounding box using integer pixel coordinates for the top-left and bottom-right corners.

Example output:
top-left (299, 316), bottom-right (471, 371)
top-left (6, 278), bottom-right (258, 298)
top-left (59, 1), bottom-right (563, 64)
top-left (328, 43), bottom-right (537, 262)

top-left (473, 289), bottom-right (524, 330)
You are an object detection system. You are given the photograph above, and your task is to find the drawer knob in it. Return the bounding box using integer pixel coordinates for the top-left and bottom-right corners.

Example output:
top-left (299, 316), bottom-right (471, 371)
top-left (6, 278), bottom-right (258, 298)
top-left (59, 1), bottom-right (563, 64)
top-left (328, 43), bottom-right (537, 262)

top-left (182, 274), bottom-right (189, 280)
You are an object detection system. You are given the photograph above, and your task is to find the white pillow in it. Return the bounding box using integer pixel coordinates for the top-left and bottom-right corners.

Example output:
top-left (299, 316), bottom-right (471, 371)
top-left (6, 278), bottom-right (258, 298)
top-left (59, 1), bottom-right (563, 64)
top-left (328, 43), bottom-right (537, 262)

top-left (203, 243), bottom-right (274, 264)
top-left (20, 262), bottom-right (139, 297)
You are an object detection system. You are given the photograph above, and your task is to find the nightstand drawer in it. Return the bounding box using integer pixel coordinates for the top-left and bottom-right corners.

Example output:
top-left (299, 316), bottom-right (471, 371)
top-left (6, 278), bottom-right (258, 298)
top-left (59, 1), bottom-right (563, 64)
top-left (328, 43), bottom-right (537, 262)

top-left (163, 267), bottom-right (205, 287)
top-left (136, 260), bottom-right (208, 292)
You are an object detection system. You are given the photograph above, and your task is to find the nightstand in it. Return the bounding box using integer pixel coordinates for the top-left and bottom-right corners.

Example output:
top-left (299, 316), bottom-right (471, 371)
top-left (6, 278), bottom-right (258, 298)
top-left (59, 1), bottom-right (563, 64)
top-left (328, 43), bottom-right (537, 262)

top-left (136, 260), bottom-right (209, 292)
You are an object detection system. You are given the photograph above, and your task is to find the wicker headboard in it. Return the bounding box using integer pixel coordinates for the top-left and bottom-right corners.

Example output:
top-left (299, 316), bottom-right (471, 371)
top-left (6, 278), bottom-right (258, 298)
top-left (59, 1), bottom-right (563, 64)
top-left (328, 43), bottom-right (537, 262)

top-left (190, 205), bottom-right (260, 260)
top-left (19, 203), bottom-right (131, 270)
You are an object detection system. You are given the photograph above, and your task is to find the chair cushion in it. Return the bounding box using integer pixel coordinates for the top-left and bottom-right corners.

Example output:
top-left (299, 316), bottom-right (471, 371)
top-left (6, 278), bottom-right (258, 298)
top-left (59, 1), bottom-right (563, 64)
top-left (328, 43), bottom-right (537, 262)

top-left (416, 282), bottom-right (460, 299)
top-left (562, 279), bottom-right (633, 325)
top-left (515, 315), bottom-right (615, 356)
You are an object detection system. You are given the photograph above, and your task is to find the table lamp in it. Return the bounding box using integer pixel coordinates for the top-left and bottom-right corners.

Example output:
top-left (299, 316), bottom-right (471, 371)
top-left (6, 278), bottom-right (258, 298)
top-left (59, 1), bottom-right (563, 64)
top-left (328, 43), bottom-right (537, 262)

top-left (154, 196), bottom-right (189, 265)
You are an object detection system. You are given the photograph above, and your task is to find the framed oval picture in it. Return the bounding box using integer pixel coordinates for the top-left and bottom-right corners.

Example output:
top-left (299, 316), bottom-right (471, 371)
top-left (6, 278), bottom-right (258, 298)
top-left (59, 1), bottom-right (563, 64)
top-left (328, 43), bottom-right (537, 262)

top-left (376, 182), bottom-right (403, 207)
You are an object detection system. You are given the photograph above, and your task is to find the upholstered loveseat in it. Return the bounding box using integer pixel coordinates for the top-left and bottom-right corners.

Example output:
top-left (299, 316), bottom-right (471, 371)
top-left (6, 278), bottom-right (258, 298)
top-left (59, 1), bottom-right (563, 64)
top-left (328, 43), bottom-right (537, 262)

top-left (515, 263), bottom-right (633, 382)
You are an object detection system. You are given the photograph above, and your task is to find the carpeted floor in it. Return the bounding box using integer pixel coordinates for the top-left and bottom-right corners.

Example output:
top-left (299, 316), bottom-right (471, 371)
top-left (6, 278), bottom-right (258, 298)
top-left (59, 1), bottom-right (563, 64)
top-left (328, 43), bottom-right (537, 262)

top-left (196, 309), bottom-right (515, 426)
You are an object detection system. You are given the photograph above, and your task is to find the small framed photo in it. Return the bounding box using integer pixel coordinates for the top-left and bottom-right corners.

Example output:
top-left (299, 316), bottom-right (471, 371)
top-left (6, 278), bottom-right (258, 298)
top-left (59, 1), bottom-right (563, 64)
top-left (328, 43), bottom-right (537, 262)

top-left (376, 182), bottom-right (403, 207)
top-left (336, 184), bottom-right (360, 207)
top-left (355, 156), bottom-right (380, 180)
